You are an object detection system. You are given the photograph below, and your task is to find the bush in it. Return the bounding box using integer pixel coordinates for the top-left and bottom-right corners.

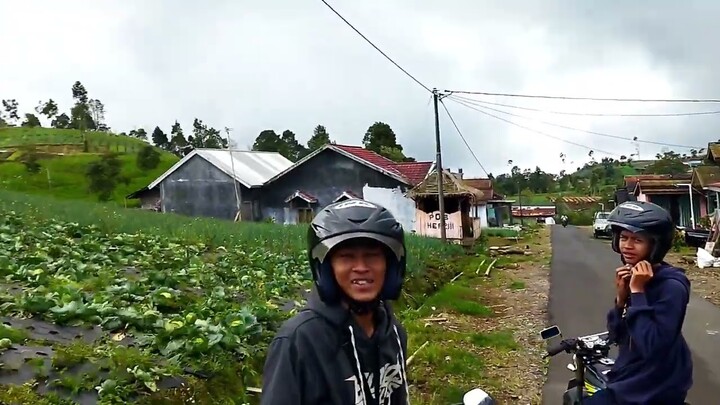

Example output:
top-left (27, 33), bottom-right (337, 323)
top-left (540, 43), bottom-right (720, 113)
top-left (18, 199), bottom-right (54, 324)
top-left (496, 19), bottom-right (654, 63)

top-left (136, 145), bottom-right (160, 171)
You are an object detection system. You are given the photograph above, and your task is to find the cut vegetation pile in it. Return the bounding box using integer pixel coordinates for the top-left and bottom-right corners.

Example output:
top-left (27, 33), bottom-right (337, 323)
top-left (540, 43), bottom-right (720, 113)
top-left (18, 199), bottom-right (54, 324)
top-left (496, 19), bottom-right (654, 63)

top-left (0, 194), bottom-right (465, 404)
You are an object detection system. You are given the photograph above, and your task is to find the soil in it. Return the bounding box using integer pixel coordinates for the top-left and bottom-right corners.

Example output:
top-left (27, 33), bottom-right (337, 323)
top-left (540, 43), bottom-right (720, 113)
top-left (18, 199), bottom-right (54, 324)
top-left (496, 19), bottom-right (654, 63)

top-left (411, 227), bottom-right (552, 404)
top-left (665, 249), bottom-right (720, 307)
top-left (478, 227), bottom-right (551, 404)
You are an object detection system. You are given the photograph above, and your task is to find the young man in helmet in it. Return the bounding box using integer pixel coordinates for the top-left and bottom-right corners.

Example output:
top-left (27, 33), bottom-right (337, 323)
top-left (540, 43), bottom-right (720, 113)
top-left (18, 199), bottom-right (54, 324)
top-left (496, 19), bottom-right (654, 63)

top-left (260, 199), bottom-right (410, 405)
top-left (585, 201), bottom-right (692, 405)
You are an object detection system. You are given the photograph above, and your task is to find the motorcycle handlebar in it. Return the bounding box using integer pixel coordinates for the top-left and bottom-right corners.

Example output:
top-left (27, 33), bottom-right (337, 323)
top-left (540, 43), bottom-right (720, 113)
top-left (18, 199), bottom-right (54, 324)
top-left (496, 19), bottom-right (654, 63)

top-left (545, 334), bottom-right (612, 358)
top-left (546, 339), bottom-right (574, 357)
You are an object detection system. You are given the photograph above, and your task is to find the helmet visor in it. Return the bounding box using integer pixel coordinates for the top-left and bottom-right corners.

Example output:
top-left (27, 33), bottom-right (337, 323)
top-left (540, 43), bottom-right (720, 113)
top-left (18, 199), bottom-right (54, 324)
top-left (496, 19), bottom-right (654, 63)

top-left (607, 220), bottom-right (646, 234)
top-left (311, 232), bottom-right (405, 263)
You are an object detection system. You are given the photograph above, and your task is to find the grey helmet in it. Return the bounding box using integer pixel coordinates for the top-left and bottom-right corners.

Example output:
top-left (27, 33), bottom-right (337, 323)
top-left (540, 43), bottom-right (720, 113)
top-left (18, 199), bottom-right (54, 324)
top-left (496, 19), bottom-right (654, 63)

top-left (606, 201), bottom-right (675, 264)
top-left (307, 199), bottom-right (406, 305)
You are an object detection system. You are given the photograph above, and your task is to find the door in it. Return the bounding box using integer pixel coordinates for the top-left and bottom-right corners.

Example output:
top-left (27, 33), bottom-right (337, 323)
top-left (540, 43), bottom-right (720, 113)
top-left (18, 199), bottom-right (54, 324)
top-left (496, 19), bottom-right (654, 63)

top-left (298, 208), bottom-right (314, 223)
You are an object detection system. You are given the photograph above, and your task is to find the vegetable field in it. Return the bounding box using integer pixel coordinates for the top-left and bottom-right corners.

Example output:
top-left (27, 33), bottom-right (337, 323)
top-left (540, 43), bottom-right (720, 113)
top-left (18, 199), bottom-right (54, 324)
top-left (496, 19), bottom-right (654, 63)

top-left (0, 194), bottom-right (464, 404)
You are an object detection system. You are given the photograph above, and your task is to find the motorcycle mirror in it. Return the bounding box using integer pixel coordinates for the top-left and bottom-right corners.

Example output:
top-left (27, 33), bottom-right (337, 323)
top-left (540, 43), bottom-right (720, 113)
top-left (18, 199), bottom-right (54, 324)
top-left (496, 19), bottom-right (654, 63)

top-left (463, 388), bottom-right (496, 405)
top-left (540, 325), bottom-right (562, 340)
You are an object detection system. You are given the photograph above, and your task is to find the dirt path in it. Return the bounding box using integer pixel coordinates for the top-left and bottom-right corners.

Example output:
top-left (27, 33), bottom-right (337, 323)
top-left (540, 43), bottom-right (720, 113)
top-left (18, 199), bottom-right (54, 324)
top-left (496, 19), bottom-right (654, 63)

top-left (404, 226), bottom-right (552, 404)
top-left (665, 248), bottom-right (720, 308)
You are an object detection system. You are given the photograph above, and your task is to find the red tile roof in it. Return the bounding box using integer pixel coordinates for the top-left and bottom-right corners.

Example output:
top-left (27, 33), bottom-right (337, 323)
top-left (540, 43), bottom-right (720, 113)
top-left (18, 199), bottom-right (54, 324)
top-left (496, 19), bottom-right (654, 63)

top-left (284, 190), bottom-right (318, 203)
top-left (392, 161), bottom-right (433, 185)
top-left (463, 178), bottom-right (492, 189)
top-left (333, 144), bottom-right (432, 186)
top-left (511, 206), bottom-right (556, 217)
top-left (332, 190), bottom-right (361, 202)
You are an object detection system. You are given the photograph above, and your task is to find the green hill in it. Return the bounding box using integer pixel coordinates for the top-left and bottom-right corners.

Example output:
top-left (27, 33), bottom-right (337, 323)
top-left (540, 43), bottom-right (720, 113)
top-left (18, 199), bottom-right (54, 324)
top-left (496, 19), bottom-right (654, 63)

top-left (571, 161), bottom-right (644, 178)
top-left (0, 127), bottom-right (178, 204)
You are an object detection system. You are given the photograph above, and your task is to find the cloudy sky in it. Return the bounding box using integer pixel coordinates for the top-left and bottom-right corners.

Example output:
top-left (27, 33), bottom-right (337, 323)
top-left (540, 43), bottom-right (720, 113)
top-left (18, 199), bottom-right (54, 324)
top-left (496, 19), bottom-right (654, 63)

top-left (2, 0), bottom-right (719, 177)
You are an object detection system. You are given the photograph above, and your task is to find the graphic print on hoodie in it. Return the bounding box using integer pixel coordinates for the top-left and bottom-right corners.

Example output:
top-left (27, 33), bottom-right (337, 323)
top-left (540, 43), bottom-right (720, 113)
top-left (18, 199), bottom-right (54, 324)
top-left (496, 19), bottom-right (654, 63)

top-left (605, 263), bottom-right (693, 404)
top-left (260, 289), bottom-right (410, 405)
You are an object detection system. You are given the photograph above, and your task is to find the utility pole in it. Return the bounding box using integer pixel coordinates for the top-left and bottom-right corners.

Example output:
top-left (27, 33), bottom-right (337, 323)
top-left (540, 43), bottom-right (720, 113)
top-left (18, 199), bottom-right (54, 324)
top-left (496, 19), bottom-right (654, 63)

top-left (432, 88), bottom-right (447, 242)
top-left (517, 182), bottom-right (524, 226)
top-left (225, 127), bottom-right (241, 216)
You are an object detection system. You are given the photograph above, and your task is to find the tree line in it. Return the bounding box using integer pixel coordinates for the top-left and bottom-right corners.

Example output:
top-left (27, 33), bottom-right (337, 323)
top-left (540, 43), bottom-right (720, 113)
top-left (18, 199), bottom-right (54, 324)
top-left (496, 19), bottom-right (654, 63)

top-left (1, 81), bottom-right (107, 132)
top-left (249, 121), bottom-right (415, 163)
top-left (1, 82), bottom-right (417, 164)
top-left (490, 148), bottom-right (707, 199)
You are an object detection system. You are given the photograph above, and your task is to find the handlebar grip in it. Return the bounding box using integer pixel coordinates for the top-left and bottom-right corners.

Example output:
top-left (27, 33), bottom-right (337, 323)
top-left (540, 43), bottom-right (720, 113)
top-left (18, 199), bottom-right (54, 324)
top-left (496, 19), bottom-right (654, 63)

top-left (547, 343), bottom-right (566, 356)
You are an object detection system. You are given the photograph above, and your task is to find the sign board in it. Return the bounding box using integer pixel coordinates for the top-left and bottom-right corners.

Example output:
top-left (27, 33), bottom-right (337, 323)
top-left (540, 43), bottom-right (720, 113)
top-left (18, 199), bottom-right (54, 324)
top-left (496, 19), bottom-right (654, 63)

top-left (415, 210), bottom-right (463, 239)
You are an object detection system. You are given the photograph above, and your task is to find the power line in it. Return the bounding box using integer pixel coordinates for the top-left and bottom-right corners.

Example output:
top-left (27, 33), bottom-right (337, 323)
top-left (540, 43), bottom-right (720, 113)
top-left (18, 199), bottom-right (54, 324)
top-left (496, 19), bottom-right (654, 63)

top-left (450, 94), bottom-right (720, 118)
top-left (445, 89), bottom-right (720, 103)
top-left (438, 98), bottom-right (489, 177)
top-left (448, 95), bottom-right (705, 150)
top-left (448, 97), bottom-right (619, 156)
top-left (319, 0), bottom-right (432, 93)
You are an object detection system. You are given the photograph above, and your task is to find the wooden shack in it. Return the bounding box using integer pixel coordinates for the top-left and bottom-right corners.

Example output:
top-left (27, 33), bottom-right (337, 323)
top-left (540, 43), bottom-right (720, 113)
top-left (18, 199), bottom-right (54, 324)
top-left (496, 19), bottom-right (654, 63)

top-left (407, 169), bottom-right (484, 241)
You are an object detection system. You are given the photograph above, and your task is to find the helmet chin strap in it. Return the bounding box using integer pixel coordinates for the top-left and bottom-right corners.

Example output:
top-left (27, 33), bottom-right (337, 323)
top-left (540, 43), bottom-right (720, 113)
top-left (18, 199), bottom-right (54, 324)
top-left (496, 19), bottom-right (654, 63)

top-left (345, 295), bottom-right (381, 315)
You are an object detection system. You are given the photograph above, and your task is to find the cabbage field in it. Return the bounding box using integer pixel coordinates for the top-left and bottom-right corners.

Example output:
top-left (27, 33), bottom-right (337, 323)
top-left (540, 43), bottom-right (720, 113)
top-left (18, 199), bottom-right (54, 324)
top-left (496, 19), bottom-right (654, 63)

top-left (0, 193), bottom-right (464, 404)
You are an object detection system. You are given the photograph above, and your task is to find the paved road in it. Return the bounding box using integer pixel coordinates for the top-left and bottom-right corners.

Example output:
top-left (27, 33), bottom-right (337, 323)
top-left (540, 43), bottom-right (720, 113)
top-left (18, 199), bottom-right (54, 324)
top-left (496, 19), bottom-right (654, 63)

top-left (542, 225), bottom-right (720, 404)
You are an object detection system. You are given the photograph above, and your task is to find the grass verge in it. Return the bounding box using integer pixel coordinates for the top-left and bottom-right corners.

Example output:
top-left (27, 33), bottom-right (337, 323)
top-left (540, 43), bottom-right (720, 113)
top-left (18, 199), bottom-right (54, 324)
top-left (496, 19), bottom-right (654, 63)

top-left (402, 227), bottom-right (552, 404)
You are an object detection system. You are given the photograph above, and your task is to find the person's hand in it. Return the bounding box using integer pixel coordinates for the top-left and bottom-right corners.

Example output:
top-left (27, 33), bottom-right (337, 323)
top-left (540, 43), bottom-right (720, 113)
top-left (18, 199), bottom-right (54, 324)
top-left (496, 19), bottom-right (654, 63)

top-left (629, 260), bottom-right (654, 293)
top-left (615, 265), bottom-right (632, 307)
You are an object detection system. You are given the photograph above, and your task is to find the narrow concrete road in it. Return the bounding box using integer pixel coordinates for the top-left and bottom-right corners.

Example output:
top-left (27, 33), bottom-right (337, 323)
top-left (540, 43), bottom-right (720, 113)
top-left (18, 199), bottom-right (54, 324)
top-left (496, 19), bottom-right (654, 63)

top-left (542, 225), bottom-right (720, 404)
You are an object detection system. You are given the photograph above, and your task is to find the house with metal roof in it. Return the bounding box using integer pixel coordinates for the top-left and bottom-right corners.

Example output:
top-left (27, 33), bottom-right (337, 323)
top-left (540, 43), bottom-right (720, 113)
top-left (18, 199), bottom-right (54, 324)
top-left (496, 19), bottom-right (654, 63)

top-left (127, 148), bottom-right (293, 220)
top-left (462, 176), bottom-right (514, 227)
top-left (623, 173), bottom-right (700, 228)
top-left (258, 143), bottom-right (433, 228)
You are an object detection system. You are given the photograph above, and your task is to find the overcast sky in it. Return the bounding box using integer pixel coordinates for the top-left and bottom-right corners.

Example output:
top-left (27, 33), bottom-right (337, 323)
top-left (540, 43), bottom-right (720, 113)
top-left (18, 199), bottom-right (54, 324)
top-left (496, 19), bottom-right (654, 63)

top-left (2, 0), bottom-right (719, 177)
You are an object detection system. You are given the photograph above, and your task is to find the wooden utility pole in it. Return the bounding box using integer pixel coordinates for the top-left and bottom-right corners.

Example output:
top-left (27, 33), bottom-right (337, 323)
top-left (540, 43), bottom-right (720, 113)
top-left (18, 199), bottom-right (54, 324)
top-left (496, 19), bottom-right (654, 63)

top-left (432, 88), bottom-right (447, 242)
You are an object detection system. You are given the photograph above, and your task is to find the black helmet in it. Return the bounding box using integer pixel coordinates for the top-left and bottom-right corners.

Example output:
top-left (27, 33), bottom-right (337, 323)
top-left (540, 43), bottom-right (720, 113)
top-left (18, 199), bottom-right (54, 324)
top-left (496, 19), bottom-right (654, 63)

top-left (307, 198), bottom-right (406, 305)
top-left (606, 201), bottom-right (675, 264)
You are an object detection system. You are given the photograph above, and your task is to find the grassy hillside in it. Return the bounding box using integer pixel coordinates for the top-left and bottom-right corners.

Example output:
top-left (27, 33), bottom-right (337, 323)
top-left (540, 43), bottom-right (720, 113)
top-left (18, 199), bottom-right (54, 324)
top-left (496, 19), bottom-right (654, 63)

top-left (0, 127), bottom-right (178, 204)
top-left (571, 161), bottom-right (643, 178)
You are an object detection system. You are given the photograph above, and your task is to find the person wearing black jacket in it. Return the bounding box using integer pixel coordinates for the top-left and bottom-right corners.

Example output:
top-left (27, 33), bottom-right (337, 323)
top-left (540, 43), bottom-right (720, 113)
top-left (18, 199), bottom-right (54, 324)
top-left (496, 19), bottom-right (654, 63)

top-left (260, 199), bottom-right (410, 405)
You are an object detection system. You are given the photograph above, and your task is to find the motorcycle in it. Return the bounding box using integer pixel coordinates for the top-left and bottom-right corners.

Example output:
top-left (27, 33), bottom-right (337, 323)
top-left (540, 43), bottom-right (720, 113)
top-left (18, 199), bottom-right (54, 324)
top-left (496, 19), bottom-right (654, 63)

top-left (541, 325), bottom-right (692, 404)
top-left (561, 217), bottom-right (569, 227)
top-left (541, 325), bottom-right (614, 404)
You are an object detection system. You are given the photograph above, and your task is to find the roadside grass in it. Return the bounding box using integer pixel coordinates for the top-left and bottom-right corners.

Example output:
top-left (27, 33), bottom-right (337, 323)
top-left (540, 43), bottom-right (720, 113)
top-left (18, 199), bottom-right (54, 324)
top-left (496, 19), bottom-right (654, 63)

top-left (403, 228), bottom-right (551, 404)
top-left (402, 254), bottom-right (520, 404)
top-left (484, 227), bottom-right (520, 238)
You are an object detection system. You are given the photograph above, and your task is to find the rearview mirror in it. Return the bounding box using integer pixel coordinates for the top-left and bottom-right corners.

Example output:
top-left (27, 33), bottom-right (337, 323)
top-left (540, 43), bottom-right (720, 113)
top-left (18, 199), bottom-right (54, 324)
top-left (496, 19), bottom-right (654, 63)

top-left (463, 388), bottom-right (496, 405)
top-left (540, 325), bottom-right (562, 340)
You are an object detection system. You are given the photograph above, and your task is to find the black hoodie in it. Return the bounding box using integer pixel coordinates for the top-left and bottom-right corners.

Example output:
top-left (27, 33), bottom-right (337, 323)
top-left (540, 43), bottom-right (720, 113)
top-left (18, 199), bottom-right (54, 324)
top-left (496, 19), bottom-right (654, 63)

top-left (260, 289), bottom-right (410, 405)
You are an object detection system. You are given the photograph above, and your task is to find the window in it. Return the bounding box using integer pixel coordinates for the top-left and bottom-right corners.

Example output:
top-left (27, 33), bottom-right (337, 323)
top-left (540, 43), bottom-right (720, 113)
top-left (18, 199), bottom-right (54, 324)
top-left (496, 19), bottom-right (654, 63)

top-left (298, 208), bottom-right (314, 223)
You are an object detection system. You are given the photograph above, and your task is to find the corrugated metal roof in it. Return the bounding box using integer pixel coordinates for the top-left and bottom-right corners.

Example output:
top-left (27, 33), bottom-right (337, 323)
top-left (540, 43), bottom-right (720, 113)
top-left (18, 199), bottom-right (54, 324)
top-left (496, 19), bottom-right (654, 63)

top-left (284, 190), bottom-right (318, 203)
top-left (707, 143), bottom-right (720, 161)
top-left (147, 148), bottom-right (293, 189)
top-left (550, 196), bottom-right (602, 204)
top-left (693, 165), bottom-right (720, 187)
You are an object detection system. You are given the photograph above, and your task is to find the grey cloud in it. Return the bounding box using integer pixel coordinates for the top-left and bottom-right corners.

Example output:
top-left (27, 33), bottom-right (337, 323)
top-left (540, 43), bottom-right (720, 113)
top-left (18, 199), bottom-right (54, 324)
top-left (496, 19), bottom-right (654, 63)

top-left (1, 0), bottom-right (718, 177)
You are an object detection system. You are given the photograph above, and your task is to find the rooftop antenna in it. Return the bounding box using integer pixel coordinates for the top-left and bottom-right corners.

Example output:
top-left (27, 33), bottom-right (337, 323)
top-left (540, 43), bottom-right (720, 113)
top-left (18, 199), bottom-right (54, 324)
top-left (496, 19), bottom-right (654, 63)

top-left (225, 127), bottom-right (241, 218)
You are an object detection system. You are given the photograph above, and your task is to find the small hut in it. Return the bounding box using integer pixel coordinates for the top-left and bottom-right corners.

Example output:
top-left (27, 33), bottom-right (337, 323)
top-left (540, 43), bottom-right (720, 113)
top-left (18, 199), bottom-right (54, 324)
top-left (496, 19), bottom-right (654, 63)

top-left (406, 169), bottom-right (484, 241)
